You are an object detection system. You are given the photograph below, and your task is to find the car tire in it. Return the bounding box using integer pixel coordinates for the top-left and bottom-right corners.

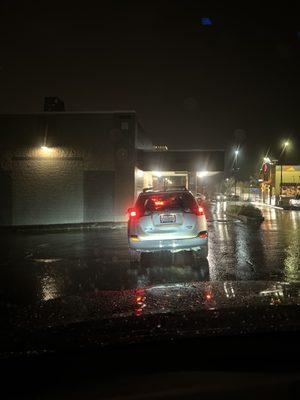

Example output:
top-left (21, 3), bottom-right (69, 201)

top-left (195, 245), bottom-right (208, 259)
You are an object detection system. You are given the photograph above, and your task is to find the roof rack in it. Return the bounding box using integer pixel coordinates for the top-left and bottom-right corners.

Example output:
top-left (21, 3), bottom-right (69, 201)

top-left (166, 186), bottom-right (188, 191)
top-left (142, 187), bottom-right (154, 193)
top-left (142, 186), bottom-right (188, 193)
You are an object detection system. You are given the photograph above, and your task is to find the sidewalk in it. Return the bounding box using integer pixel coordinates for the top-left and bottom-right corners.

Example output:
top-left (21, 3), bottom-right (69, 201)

top-left (250, 201), bottom-right (283, 210)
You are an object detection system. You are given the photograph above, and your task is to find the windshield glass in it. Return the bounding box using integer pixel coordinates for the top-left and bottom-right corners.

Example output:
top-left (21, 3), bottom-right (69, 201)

top-left (0, 1), bottom-right (299, 373)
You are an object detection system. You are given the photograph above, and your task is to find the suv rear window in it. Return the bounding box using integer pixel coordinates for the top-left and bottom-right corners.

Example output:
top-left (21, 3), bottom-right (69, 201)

top-left (136, 192), bottom-right (197, 215)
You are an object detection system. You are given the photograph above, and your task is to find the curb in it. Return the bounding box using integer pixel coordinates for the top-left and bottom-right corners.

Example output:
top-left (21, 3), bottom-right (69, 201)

top-left (0, 222), bottom-right (127, 234)
top-left (250, 202), bottom-right (283, 210)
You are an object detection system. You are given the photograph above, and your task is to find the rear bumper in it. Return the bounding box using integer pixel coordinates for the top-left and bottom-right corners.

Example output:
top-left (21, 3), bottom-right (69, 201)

top-left (129, 236), bottom-right (208, 253)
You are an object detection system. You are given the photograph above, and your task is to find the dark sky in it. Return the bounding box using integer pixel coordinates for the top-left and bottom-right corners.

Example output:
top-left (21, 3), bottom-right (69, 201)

top-left (0, 1), bottom-right (299, 175)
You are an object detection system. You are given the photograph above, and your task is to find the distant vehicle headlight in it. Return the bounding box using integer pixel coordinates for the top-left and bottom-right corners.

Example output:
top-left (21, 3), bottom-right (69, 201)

top-left (224, 195), bottom-right (227, 199)
top-left (217, 195), bottom-right (221, 200)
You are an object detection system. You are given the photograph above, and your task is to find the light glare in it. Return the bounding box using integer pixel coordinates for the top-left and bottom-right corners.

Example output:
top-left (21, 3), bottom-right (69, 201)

top-left (197, 171), bottom-right (208, 178)
top-left (152, 171), bottom-right (162, 177)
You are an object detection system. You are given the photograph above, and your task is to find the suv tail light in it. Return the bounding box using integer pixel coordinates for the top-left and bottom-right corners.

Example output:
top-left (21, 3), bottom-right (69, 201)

top-left (198, 230), bottom-right (208, 239)
top-left (193, 206), bottom-right (205, 216)
top-left (127, 207), bottom-right (139, 220)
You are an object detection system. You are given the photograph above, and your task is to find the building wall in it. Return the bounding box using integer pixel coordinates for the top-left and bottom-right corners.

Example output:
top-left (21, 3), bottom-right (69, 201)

top-left (113, 114), bottom-right (136, 221)
top-left (12, 157), bottom-right (83, 225)
top-left (0, 112), bottom-right (136, 225)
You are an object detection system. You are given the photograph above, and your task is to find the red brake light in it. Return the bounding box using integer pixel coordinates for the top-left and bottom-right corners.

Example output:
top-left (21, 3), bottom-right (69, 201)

top-left (199, 231), bottom-right (208, 239)
top-left (192, 206), bottom-right (204, 216)
top-left (198, 207), bottom-right (204, 216)
top-left (206, 293), bottom-right (212, 300)
top-left (128, 207), bottom-right (139, 219)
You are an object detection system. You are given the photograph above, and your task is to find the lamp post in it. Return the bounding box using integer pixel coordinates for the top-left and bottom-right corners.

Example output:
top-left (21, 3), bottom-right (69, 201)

top-left (234, 149), bottom-right (239, 196)
top-left (280, 141), bottom-right (289, 196)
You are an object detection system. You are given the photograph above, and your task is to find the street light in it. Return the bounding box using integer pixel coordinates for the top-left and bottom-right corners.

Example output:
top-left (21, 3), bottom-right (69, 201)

top-left (234, 148), bottom-right (239, 196)
top-left (279, 141), bottom-right (290, 196)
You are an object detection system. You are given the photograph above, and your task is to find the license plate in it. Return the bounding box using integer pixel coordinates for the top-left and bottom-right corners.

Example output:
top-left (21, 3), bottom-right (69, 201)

top-left (160, 214), bottom-right (176, 224)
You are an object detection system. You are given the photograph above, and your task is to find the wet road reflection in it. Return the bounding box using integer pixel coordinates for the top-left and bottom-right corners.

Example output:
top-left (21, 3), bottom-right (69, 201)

top-left (0, 203), bottom-right (299, 307)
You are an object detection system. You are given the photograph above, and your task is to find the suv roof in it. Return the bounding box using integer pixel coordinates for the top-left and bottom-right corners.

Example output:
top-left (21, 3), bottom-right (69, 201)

top-left (142, 186), bottom-right (188, 194)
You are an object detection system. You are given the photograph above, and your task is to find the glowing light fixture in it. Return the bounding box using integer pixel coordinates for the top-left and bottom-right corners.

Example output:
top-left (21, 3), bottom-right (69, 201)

top-left (235, 149), bottom-right (239, 156)
top-left (197, 171), bottom-right (208, 178)
top-left (40, 145), bottom-right (52, 153)
top-left (152, 171), bottom-right (162, 177)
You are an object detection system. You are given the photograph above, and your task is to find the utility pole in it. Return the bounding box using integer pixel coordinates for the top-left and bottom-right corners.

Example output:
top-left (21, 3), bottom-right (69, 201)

top-left (234, 149), bottom-right (239, 197)
top-left (280, 141), bottom-right (289, 196)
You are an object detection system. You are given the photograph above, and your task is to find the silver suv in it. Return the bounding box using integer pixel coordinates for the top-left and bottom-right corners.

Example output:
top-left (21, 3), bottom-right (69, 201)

top-left (128, 188), bottom-right (208, 257)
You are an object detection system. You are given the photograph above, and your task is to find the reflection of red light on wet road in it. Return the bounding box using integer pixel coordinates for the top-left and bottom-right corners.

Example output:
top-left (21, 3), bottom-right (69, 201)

top-left (134, 288), bottom-right (146, 316)
top-left (135, 308), bottom-right (143, 316)
top-left (206, 293), bottom-right (212, 300)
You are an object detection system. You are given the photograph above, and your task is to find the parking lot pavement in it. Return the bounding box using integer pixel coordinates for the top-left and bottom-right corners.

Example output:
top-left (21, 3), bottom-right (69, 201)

top-left (0, 203), bottom-right (299, 307)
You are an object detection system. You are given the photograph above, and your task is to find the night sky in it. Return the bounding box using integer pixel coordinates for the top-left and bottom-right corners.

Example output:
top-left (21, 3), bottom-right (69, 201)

top-left (0, 1), bottom-right (299, 176)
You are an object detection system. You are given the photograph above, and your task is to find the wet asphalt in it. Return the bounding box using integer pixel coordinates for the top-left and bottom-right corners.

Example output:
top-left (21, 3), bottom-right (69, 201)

top-left (0, 202), bottom-right (299, 307)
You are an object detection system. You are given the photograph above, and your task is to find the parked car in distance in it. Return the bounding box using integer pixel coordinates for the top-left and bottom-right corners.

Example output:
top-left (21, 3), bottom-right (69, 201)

top-left (289, 195), bottom-right (300, 209)
top-left (212, 193), bottom-right (227, 202)
top-left (228, 194), bottom-right (240, 202)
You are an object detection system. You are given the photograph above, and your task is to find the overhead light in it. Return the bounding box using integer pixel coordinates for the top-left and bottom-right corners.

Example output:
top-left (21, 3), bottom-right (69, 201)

top-left (263, 157), bottom-right (271, 163)
top-left (41, 145), bottom-right (52, 153)
top-left (152, 171), bottom-right (162, 177)
top-left (197, 171), bottom-right (208, 178)
top-left (235, 150), bottom-right (239, 156)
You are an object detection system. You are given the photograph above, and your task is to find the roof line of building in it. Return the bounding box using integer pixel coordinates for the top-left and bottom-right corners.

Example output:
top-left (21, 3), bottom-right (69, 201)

top-left (0, 110), bottom-right (137, 115)
top-left (140, 149), bottom-right (225, 152)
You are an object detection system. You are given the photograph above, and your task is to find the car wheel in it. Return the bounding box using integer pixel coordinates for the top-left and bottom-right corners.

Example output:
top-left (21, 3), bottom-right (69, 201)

top-left (195, 245), bottom-right (208, 259)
